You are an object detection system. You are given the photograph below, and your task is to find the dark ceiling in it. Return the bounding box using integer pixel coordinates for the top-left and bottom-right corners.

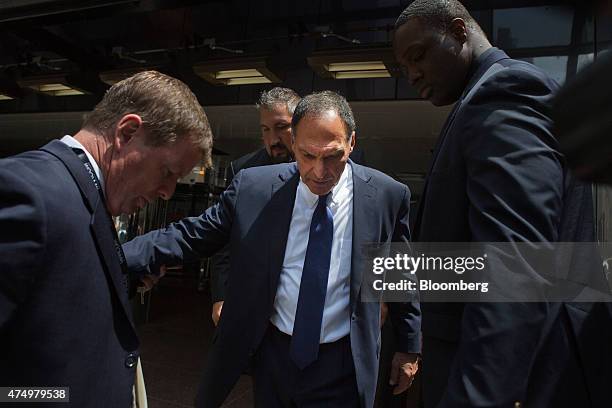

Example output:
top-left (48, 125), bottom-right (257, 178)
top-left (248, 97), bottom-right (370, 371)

top-left (0, 0), bottom-right (588, 113)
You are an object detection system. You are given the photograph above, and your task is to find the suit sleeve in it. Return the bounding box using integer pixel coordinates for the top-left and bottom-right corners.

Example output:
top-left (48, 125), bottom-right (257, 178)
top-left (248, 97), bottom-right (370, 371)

top-left (209, 161), bottom-right (237, 303)
top-left (437, 70), bottom-right (563, 406)
top-left (387, 184), bottom-right (422, 354)
top-left (0, 167), bottom-right (46, 329)
top-left (123, 169), bottom-right (242, 276)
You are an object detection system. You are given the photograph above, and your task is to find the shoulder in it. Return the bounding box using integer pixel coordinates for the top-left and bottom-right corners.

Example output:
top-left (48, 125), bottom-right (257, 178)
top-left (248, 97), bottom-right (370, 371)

top-left (1, 149), bottom-right (74, 195)
top-left (469, 57), bottom-right (559, 104)
top-left (352, 162), bottom-right (409, 198)
top-left (231, 148), bottom-right (271, 172)
top-left (239, 162), bottom-right (297, 181)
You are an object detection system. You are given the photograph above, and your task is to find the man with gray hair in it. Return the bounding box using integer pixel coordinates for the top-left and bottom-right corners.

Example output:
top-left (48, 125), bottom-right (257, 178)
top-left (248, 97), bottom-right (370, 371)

top-left (123, 90), bottom-right (421, 407)
top-left (0, 71), bottom-right (212, 406)
top-left (210, 86), bottom-right (300, 325)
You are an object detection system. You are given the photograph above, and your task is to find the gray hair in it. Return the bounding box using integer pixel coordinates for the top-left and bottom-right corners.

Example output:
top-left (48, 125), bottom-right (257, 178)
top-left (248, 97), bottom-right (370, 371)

top-left (291, 91), bottom-right (355, 141)
top-left (395, 0), bottom-right (484, 35)
top-left (256, 87), bottom-right (302, 115)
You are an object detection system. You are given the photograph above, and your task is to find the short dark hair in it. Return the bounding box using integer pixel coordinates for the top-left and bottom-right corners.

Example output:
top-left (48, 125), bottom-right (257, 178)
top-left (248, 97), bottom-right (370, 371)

top-left (291, 91), bottom-right (355, 141)
top-left (256, 87), bottom-right (302, 115)
top-left (395, 0), bottom-right (484, 35)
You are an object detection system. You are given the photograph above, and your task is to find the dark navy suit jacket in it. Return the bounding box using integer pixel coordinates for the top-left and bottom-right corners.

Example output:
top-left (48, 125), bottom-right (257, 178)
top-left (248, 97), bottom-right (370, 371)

top-left (414, 48), bottom-right (612, 407)
top-left (0, 140), bottom-right (139, 407)
top-left (123, 161), bottom-right (420, 408)
top-left (212, 147), bottom-right (367, 303)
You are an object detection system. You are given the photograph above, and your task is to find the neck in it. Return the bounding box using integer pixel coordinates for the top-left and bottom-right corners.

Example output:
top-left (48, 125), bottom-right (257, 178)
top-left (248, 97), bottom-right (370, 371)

top-left (469, 33), bottom-right (493, 60)
top-left (73, 129), bottom-right (113, 181)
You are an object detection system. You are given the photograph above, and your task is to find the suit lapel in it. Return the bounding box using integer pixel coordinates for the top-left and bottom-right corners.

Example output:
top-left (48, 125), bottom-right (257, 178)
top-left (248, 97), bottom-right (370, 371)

top-left (350, 163), bottom-right (377, 312)
top-left (40, 140), bottom-right (136, 332)
top-left (268, 165), bottom-right (300, 303)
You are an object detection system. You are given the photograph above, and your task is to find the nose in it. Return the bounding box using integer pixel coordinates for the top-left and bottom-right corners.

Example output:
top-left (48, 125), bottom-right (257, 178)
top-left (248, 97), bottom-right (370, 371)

top-left (406, 65), bottom-right (423, 86)
top-left (312, 159), bottom-right (326, 180)
top-left (158, 180), bottom-right (177, 201)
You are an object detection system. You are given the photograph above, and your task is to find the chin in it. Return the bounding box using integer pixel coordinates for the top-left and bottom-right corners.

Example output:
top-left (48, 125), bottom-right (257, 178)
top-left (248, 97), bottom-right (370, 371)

top-left (308, 184), bottom-right (332, 196)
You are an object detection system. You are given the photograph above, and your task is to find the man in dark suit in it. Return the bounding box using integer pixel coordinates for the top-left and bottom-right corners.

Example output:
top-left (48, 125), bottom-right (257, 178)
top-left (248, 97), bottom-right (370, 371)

top-left (210, 87), bottom-right (300, 325)
top-left (393, 1), bottom-right (611, 407)
top-left (123, 91), bottom-right (420, 407)
top-left (0, 71), bottom-right (212, 407)
top-left (211, 87), bottom-right (367, 326)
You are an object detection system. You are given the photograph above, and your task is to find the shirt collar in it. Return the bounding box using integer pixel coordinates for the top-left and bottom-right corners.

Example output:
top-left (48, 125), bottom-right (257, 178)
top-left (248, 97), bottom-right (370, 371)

top-left (298, 162), bottom-right (352, 209)
top-left (60, 135), bottom-right (105, 191)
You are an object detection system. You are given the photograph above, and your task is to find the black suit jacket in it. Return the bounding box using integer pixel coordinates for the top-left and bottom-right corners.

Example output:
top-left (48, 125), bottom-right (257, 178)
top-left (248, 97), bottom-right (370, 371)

top-left (123, 161), bottom-right (420, 408)
top-left (0, 140), bottom-right (139, 407)
top-left (414, 48), bottom-right (611, 407)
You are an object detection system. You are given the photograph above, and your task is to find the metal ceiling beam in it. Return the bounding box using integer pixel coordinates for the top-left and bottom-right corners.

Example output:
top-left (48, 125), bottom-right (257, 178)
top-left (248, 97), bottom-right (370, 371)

top-left (9, 27), bottom-right (112, 72)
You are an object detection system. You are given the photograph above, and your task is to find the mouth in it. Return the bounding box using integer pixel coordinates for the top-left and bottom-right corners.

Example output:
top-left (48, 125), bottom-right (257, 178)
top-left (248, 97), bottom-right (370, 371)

top-left (270, 144), bottom-right (288, 153)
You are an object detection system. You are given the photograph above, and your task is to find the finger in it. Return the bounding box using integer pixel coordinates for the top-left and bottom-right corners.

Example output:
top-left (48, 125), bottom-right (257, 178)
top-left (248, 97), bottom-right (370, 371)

top-left (389, 361), bottom-right (399, 386)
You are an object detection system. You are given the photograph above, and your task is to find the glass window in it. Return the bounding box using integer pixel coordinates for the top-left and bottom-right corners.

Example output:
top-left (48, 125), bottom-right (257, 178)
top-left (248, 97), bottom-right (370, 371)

top-left (493, 6), bottom-right (574, 49)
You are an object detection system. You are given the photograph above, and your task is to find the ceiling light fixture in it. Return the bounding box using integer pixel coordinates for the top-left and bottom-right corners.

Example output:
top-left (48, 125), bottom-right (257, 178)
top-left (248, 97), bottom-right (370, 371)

top-left (193, 58), bottom-right (281, 86)
top-left (18, 74), bottom-right (87, 96)
top-left (308, 48), bottom-right (399, 80)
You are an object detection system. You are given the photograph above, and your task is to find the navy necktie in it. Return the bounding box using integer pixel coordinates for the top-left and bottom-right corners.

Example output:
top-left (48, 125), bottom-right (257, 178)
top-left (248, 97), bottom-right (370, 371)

top-left (290, 193), bottom-right (334, 369)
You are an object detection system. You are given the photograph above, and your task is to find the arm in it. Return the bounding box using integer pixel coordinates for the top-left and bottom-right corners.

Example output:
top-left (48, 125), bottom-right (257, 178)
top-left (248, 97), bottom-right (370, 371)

top-left (438, 71), bottom-right (563, 406)
top-left (208, 161), bottom-right (238, 324)
top-left (123, 170), bottom-right (242, 276)
top-left (0, 167), bottom-right (46, 329)
top-left (387, 184), bottom-right (422, 394)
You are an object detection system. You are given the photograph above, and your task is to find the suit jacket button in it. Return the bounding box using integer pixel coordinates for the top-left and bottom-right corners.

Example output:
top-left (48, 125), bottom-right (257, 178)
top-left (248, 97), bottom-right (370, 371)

top-left (125, 353), bottom-right (138, 368)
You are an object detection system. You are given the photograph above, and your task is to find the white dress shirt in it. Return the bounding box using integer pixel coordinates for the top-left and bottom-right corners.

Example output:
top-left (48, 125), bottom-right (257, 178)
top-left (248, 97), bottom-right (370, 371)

top-left (60, 135), bottom-right (105, 191)
top-left (270, 163), bottom-right (354, 343)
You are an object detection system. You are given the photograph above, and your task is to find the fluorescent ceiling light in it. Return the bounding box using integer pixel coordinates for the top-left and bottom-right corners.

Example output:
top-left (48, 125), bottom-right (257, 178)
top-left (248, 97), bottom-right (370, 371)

top-left (327, 61), bottom-right (387, 72)
top-left (225, 76), bottom-right (271, 85)
top-left (19, 76), bottom-right (87, 96)
top-left (193, 58), bottom-right (282, 86)
top-left (215, 69), bottom-right (263, 79)
top-left (334, 70), bottom-right (391, 79)
top-left (308, 48), bottom-right (399, 80)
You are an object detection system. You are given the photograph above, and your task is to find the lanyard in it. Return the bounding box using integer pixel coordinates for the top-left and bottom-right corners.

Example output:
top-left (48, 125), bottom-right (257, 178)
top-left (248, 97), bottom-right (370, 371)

top-left (72, 148), bottom-right (129, 278)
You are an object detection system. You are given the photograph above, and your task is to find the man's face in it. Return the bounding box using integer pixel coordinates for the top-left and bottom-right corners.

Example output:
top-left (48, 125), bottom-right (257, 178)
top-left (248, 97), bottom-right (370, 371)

top-left (393, 17), bottom-right (470, 106)
top-left (105, 123), bottom-right (201, 216)
top-left (260, 105), bottom-right (293, 163)
top-left (292, 110), bottom-right (355, 196)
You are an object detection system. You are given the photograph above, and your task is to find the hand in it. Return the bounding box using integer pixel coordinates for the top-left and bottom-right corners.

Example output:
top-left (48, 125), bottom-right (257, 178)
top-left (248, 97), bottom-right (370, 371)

top-left (389, 352), bottom-right (419, 395)
top-left (212, 301), bottom-right (224, 326)
top-left (380, 302), bottom-right (389, 328)
top-left (139, 265), bottom-right (167, 292)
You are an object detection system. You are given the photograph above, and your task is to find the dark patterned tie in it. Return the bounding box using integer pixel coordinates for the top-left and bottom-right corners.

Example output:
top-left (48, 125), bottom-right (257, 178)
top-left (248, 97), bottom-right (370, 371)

top-left (290, 193), bottom-right (334, 369)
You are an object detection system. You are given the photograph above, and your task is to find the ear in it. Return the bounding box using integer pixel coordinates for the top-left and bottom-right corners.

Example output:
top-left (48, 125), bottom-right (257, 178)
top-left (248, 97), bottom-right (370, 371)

top-left (449, 18), bottom-right (468, 44)
top-left (349, 131), bottom-right (356, 152)
top-left (113, 114), bottom-right (144, 150)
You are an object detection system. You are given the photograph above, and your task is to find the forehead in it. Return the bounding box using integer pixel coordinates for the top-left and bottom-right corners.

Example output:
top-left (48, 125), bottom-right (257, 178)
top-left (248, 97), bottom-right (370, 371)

top-left (259, 105), bottom-right (291, 123)
top-left (294, 111), bottom-right (347, 146)
top-left (394, 18), bottom-right (439, 54)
